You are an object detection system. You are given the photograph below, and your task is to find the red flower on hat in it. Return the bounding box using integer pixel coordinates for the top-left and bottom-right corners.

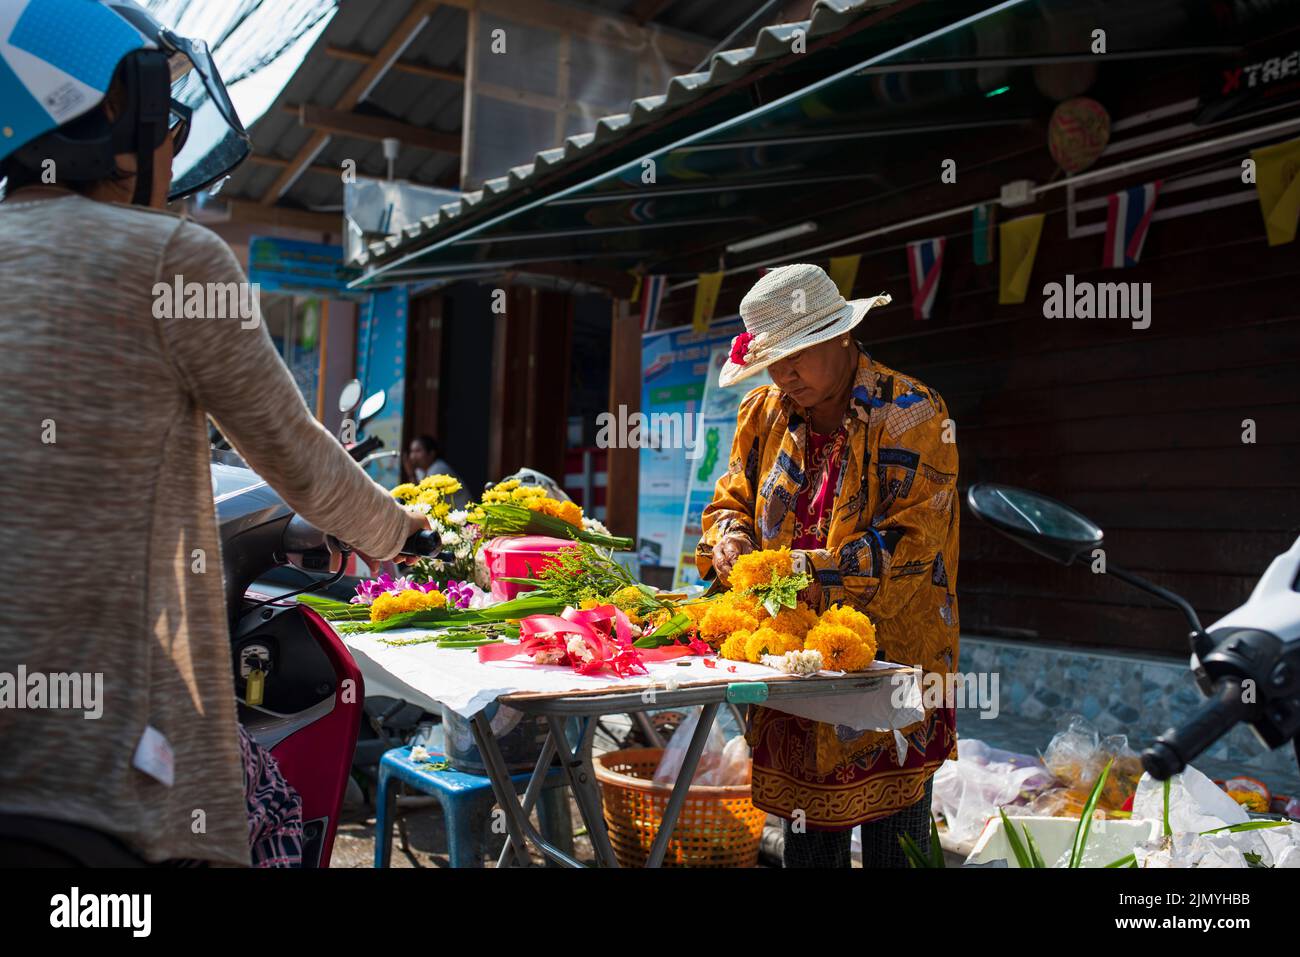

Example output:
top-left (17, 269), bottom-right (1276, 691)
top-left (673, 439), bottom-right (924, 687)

top-left (730, 332), bottom-right (755, 366)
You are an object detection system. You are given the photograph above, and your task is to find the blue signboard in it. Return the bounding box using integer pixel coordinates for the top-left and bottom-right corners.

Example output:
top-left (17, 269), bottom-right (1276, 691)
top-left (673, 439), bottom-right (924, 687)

top-left (637, 318), bottom-right (743, 571)
top-left (248, 236), bottom-right (361, 294)
top-left (356, 287), bottom-right (409, 487)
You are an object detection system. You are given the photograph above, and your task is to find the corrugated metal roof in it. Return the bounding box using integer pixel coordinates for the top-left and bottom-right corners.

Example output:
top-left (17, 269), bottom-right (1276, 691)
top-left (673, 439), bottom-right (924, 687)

top-left (354, 0), bottom-right (899, 266)
top-left (223, 0), bottom-right (768, 214)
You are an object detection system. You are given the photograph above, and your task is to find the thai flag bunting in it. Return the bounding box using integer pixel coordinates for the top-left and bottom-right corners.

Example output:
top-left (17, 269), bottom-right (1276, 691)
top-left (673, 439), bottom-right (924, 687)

top-left (906, 237), bottom-right (946, 320)
top-left (639, 275), bottom-right (666, 332)
top-left (1103, 180), bottom-right (1162, 268)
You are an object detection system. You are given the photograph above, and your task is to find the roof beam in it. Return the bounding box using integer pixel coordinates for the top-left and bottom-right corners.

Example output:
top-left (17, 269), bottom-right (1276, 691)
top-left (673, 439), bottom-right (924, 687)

top-left (288, 104), bottom-right (462, 155)
top-left (224, 198), bottom-right (340, 233)
top-left (627, 0), bottom-right (677, 25)
top-left (259, 0), bottom-right (441, 205)
top-left (324, 45), bottom-right (464, 84)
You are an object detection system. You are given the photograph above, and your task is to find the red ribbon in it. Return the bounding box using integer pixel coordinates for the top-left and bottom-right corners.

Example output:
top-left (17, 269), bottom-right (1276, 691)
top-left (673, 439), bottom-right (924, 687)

top-left (477, 605), bottom-right (712, 676)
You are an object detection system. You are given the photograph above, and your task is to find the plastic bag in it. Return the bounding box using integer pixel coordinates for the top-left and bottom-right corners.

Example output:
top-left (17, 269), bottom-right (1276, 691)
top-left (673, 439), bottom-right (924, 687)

top-left (651, 708), bottom-right (728, 787)
top-left (705, 734), bottom-right (752, 787)
top-left (1131, 764), bottom-right (1300, 868)
top-left (931, 738), bottom-right (1054, 851)
top-left (1041, 715), bottom-right (1142, 811)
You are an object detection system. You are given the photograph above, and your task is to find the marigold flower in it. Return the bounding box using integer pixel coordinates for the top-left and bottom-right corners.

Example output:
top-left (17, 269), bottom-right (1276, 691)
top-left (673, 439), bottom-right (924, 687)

top-left (529, 497), bottom-right (583, 527)
top-left (370, 588), bottom-right (448, 622)
top-left (765, 604), bottom-right (815, 640)
top-left (744, 627), bottom-right (802, 663)
top-left (817, 603), bottom-right (877, 656)
top-left (700, 603), bottom-right (759, 646)
top-left (804, 623), bottom-right (872, 673)
top-left (719, 630), bottom-right (751, 662)
top-left (729, 547), bottom-right (794, 592)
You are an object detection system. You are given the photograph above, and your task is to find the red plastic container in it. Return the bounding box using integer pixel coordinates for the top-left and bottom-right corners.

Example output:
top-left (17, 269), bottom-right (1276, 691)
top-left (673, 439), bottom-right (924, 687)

top-left (481, 535), bottom-right (576, 601)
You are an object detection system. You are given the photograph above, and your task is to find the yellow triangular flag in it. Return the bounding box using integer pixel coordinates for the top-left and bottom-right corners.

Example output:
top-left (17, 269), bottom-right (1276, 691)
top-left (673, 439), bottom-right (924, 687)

top-left (692, 270), bottom-right (724, 333)
top-left (827, 254), bottom-right (861, 299)
top-left (628, 273), bottom-right (643, 305)
top-left (1252, 137), bottom-right (1300, 246)
top-left (999, 213), bottom-right (1046, 305)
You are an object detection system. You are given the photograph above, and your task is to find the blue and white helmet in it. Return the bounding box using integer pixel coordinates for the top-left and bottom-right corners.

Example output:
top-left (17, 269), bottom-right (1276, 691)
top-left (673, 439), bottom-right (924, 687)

top-left (0, 0), bottom-right (249, 201)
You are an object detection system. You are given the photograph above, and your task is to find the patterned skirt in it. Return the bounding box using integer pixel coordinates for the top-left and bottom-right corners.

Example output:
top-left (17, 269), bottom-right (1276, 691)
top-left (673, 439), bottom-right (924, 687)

top-left (748, 705), bottom-right (956, 830)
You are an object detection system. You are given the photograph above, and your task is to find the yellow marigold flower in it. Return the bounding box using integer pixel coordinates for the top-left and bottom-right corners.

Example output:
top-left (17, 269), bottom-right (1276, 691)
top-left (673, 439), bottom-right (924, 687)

top-left (700, 603), bottom-right (759, 646)
top-left (390, 483), bottom-right (419, 503)
top-left (729, 547), bottom-right (794, 592)
top-left (371, 589), bottom-right (448, 621)
top-left (716, 590), bottom-right (761, 617)
top-left (530, 497), bottom-right (582, 527)
top-left (817, 604), bottom-right (878, 656)
top-left (719, 630), bottom-right (751, 662)
top-left (805, 623), bottom-right (872, 673)
top-left (744, 627), bottom-right (802, 663)
top-left (370, 593), bottom-right (401, 622)
top-left (680, 601), bottom-right (711, 627)
top-left (766, 604), bottom-right (815, 640)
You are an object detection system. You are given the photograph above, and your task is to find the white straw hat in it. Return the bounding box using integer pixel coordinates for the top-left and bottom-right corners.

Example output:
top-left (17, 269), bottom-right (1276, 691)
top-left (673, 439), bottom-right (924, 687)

top-left (719, 263), bottom-right (890, 388)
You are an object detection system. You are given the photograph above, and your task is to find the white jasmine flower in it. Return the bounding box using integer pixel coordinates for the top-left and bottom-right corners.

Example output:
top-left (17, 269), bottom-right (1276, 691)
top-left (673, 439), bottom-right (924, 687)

top-left (565, 635), bottom-right (595, 663)
top-left (761, 649), bottom-right (824, 675)
top-left (410, 745), bottom-right (431, 763)
top-left (533, 649), bottom-right (566, 666)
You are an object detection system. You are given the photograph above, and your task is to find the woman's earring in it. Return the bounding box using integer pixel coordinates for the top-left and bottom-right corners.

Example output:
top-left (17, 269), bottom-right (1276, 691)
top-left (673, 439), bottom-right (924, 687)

top-left (841, 338), bottom-right (849, 347)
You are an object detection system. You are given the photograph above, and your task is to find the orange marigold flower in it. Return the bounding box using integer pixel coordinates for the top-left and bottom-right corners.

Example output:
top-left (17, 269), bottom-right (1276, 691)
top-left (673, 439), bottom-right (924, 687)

top-left (805, 623), bottom-right (872, 673)
top-left (719, 630), bottom-right (751, 662)
top-left (744, 627), bottom-right (802, 663)
top-left (765, 604), bottom-right (815, 640)
top-left (729, 547), bottom-right (794, 592)
top-left (817, 603), bottom-right (878, 657)
top-left (530, 497), bottom-right (583, 528)
top-left (700, 603), bottom-right (759, 646)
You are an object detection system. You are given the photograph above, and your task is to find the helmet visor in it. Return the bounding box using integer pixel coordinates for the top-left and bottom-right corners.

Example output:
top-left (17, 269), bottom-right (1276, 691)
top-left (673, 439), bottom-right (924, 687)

top-left (162, 32), bottom-right (251, 200)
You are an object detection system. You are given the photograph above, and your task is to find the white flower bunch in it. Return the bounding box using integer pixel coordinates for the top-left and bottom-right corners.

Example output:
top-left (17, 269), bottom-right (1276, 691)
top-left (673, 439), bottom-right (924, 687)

top-left (761, 648), bottom-right (824, 676)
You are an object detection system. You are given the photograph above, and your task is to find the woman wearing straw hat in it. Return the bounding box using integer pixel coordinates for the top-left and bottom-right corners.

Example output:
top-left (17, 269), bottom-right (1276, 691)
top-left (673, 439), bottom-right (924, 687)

top-left (697, 263), bottom-right (960, 868)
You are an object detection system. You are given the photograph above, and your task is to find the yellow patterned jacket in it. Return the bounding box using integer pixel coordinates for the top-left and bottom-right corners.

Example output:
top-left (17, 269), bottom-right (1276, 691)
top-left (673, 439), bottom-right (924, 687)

top-left (696, 347), bottom-right (960, 778)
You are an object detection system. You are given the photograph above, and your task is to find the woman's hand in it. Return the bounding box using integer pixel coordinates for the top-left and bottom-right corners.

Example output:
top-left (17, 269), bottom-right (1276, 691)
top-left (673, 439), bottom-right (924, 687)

top-left (712, 534), bottom-right (754, 586)
top-left (356, 507), bottom-right (432, 573)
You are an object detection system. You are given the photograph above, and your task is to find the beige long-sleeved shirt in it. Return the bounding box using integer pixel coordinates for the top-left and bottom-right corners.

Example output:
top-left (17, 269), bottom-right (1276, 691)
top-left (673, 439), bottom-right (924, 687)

top-left (0, 190), bottom-right (412, 865)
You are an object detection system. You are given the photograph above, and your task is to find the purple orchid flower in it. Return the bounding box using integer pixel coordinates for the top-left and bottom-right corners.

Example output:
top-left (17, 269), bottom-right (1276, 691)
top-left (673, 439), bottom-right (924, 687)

top-left (443, 579), bottom-right (474, 609)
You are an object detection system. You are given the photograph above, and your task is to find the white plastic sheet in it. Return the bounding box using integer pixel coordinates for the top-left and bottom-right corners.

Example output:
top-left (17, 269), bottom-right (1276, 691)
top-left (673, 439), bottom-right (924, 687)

top-left (343, 626), bottom-right (922, 730)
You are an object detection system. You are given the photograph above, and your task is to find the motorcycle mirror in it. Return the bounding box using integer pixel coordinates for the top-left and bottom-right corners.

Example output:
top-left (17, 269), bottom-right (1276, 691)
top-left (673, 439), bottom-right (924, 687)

top-left (337, 379), bottom-right (363, 414)
top-left (966, 483), bottom-right (1103, 566)
top-left (358, 390), bottom-right (386, 423)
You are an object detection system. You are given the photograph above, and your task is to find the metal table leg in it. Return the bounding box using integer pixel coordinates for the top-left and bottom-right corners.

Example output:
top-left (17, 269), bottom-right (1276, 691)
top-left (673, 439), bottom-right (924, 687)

top-left (645, 701), bottom-right (721, 868)
top-left (495, 732), bottom-right (557, 869)
top-left (548, 714), bottom-right (621, 868)
top-left (469, 711), bottom-right (535, 866)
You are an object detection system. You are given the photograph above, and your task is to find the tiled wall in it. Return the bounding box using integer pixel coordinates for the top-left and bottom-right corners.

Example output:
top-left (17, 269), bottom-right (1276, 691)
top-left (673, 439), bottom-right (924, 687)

top-left (959, 636), bottom-right (1300, 797)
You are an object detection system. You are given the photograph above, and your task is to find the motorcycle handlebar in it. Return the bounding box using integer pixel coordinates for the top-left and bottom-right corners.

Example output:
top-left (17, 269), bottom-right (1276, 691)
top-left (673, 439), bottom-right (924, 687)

top-left (400, 529), bottom-right (443, 558)
top-left (1142, 677), bottom-right (1252, 780)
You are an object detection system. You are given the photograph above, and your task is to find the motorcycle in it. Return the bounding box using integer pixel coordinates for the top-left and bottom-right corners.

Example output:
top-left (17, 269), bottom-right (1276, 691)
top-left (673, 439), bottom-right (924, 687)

top-left (966, 483), bottom-right (1300, 779)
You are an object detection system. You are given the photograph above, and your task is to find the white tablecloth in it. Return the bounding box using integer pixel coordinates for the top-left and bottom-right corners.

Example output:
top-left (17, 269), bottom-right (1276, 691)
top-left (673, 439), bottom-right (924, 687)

top-left (343, 627), bottom-right (924, 733)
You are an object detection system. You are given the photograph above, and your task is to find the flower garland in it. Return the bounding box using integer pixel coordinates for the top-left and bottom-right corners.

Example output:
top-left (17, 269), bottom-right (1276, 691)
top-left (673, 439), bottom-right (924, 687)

top-left (700, 548), bottom-right (879, 672)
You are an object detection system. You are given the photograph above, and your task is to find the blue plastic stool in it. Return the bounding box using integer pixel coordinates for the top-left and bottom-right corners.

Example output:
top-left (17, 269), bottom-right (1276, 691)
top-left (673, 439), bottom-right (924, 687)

top-left (374, 745), bottom-right (569, 867)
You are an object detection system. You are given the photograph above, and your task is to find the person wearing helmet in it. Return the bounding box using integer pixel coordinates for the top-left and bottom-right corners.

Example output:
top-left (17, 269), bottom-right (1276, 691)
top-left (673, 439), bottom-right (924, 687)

top-left (0, 1), bottom-right (428, 866)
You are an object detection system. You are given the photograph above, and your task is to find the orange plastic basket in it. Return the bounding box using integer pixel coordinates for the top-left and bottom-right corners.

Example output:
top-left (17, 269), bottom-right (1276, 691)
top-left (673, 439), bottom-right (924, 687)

top-left (594, 747), bottom-right (765, 868)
